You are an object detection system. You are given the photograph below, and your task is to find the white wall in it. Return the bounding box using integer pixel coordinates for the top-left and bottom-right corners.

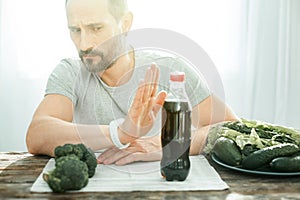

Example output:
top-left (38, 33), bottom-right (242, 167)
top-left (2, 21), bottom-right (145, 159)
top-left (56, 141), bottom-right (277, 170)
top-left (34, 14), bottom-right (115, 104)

top-left (0, 0), bottom-right (76, 152)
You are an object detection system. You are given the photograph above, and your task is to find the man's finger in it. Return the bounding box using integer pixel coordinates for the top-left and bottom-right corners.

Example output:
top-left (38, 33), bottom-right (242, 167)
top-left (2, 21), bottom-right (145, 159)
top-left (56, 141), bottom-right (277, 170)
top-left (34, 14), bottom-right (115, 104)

top-left (97, 147), bottom-right (119, 163)
top-left (130, 79), bottom-right (145, 113)
top-left (140, 97), bottom-right (155, 125)
top-left (143, 67), bottom-right (152, 103)
top-left (115, 151), bottom-right (162, 166)
top-left (115, 152), bottom-right (140, 165)
top-left (101, 149), bottom-right (131, 165)
top-left (151, 63), bottom-right (159, 97)
top-left (152, 91), bottom-right (167, 115)
top-left (155, 90), bottom-right (167, 106)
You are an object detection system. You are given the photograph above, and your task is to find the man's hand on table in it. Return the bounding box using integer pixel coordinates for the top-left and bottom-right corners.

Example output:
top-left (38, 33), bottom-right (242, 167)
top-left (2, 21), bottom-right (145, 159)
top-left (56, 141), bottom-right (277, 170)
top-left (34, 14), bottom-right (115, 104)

top-left (97, 135), bottom-right (162, 165)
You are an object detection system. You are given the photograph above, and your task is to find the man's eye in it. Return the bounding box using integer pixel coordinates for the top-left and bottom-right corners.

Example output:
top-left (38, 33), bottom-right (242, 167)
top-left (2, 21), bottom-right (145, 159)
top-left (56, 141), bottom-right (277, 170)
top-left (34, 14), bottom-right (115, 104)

top-left (93, 27), bottom-right (102, 31)
top-left (70, 28), bottom-right (81, 33)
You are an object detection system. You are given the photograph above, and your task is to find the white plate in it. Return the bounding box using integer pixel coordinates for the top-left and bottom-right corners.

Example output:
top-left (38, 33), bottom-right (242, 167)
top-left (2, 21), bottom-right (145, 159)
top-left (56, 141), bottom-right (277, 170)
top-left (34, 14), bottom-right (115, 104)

top-left (211, 154), bottom-right (300, 176)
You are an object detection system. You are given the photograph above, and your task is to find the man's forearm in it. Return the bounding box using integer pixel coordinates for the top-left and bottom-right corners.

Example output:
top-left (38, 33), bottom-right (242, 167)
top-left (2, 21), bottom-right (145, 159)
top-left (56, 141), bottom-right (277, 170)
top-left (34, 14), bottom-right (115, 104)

top-left (190, 110), bottom-right (239, 156)
top-left (190, 126), bottom-right (211, 155)
top-left (26, 116), bottom-right (113, 157)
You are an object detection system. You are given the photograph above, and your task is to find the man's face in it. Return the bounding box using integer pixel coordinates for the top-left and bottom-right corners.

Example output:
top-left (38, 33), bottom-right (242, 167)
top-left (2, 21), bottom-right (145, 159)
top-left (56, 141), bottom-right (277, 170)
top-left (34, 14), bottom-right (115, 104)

top-left (66, 0), bottom-right (126, 73)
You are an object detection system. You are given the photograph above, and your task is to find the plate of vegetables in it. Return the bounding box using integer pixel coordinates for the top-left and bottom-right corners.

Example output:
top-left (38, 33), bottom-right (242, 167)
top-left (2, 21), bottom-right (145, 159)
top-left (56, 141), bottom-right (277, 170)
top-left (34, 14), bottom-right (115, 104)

top-left (206, 119), bottom-right (300, 176)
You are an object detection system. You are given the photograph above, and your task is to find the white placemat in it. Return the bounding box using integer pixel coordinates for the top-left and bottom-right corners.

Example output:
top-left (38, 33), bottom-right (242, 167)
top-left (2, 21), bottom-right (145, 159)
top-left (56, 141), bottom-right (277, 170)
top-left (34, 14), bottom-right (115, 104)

top-left (31, 155), bottom-right (228, 192)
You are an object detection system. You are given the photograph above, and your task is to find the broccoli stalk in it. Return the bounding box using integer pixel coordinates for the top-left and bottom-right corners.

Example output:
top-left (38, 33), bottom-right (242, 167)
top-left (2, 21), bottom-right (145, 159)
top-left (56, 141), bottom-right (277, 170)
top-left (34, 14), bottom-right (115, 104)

top-left (43, 155), bottom-right (89, 193)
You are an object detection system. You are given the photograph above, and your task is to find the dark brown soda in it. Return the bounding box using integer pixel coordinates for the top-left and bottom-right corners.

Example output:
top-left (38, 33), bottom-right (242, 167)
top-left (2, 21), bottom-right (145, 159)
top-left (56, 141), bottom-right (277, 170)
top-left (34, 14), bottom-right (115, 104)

top-left (160, 100), bottom-right (191, 181)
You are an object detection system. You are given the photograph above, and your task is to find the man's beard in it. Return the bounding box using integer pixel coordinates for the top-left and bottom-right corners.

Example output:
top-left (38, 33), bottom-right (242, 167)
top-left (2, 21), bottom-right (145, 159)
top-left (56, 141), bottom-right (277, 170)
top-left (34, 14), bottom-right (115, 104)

top-left (79, 49), bottom-right (115, 73)
top-left (79, 34), bottom-right (127, 73)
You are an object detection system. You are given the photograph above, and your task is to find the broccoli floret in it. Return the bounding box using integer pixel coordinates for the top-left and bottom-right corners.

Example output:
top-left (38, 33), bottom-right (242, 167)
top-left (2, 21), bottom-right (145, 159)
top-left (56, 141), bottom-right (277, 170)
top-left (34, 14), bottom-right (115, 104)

top-left (43, 155), bottom-right (89, 193)
top-left (81, 147), bottom-right (98, 177)
top-left (54, 143), bottom-right (97, 178)
top-left (54, 143), bottom-right (84, 159)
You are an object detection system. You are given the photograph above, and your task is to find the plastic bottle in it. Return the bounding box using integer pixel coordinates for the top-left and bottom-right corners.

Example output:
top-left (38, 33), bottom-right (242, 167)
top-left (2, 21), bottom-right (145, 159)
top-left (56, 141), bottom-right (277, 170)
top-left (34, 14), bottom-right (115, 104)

top-left (160, 71), bottom-right (191, 181)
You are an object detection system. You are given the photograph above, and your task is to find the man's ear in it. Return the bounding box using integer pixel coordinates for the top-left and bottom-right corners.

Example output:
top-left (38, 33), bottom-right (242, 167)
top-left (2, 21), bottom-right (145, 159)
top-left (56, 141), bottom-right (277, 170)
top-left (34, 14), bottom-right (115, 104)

top-left (119, 12), bottom-right (133, 33)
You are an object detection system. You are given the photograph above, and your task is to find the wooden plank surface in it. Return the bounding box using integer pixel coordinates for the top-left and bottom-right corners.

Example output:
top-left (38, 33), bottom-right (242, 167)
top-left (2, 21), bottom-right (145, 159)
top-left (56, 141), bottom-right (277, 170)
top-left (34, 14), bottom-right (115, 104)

top-left (1, 152), bottom-right (300, 199)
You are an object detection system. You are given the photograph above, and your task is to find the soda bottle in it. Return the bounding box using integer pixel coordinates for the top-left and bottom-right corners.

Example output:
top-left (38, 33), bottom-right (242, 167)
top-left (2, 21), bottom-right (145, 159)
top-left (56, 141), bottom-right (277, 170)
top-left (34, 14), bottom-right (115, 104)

top-left (160, 71), bottom-right (191, 181)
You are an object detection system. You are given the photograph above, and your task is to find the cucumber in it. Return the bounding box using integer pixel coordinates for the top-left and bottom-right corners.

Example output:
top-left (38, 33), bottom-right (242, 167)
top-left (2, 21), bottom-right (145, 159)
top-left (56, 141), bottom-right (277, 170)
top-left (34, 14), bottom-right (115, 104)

top-left (212, 137), bottom-right (242, 166)
top-left (270, 152), bottom-right (300, 172)
top-left (242, 143), bottom-right (299, 170)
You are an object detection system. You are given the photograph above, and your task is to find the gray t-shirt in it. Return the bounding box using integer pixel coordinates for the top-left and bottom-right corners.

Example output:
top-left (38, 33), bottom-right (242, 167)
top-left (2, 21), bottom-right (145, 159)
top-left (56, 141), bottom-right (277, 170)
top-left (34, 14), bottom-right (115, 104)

top-left (45, 49), bottom-right (210, 125)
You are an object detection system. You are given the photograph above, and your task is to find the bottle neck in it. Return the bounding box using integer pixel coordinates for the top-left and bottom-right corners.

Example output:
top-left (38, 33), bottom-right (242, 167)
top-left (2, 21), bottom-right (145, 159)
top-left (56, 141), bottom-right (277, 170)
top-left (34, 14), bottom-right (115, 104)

top-left (168, 80), bottom-right (189, 102)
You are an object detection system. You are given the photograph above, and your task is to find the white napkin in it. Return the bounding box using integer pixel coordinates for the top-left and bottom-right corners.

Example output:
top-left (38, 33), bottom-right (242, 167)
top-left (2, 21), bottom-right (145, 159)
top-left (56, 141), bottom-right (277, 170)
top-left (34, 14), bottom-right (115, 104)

top-left (31, 155), bottom-right (228, 192)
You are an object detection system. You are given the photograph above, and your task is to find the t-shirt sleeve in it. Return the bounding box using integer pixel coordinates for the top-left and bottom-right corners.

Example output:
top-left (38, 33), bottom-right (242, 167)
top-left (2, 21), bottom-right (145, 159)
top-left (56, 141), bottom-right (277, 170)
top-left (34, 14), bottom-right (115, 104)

top-left (144, 52), bottom-right (211, 108)
top-left (173, 57), bottom-right (211, 107)
top-left (45, 59), bottom-right (80, 104)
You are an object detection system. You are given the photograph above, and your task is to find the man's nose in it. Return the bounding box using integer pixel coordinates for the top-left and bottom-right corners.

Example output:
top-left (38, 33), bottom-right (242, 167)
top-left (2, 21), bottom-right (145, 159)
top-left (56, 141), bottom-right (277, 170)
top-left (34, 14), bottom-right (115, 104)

top-left (79, 31), bottom-right (94, 52)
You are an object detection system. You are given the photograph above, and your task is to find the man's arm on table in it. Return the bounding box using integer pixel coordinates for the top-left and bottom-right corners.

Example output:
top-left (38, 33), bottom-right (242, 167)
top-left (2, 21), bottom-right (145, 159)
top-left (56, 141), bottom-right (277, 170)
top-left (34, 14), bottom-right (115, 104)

top-left (190, 94), bottom-right (238, 155)
top-left (26, 94), bottom-right (112, 157)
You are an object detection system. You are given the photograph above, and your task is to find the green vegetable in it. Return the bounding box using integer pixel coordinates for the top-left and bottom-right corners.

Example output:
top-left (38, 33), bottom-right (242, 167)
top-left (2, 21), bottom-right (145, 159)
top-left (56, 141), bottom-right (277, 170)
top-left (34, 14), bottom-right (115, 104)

top-left (212, 137), bottom-right (242, 166)
top-left (270, 152), bottom-right (300, 172)
top-left (241, 144), bottom-right (260, 157)
top-left (43, 143), bottom-right (98, 193)
top-left (223, 121), bottom-right (252, 135)
top-left (223, 119), bottom-right (300, 146)
top-left (242, 143), bottom-right (299, 169)
top-left (55, 143), bottom-right (97, 177)
top-left (43, 155), bottom-right (89, 193)
top-left (241, 118), bottom-right (300, 145)
top-left (235, 128), bottom-right (265, 150)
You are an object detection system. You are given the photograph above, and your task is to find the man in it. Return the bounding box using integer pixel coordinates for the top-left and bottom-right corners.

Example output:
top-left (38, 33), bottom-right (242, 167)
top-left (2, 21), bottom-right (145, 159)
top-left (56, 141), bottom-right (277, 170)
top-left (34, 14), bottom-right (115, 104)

top-left (26, 0), bottom-right (237, 165)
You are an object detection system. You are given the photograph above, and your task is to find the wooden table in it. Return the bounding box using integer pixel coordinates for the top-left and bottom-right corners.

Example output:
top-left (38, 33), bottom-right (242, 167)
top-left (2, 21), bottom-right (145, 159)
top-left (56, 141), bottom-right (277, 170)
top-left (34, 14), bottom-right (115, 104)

top-left (1, 152), bottom-right (300, 199)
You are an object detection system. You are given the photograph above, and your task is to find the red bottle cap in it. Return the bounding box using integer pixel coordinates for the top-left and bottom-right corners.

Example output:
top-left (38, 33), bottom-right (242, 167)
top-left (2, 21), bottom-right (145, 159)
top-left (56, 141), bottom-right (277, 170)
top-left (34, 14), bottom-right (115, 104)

top-left (170, 71), bottom-right (185, 82)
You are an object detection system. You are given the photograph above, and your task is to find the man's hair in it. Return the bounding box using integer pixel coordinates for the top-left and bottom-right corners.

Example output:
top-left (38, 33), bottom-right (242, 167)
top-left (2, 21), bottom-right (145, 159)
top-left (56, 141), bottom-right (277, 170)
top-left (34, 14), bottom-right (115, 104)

top-left (65, 0), bottom-right (128, 22)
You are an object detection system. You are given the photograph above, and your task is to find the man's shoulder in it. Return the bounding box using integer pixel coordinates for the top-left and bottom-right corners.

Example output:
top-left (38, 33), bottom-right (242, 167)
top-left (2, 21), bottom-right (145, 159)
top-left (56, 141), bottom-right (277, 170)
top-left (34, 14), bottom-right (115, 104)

top-left (134, 49), bottom-right (199, 76)
top-left (134, 49), bottom-right (192, 68)
top-left (51, 57), bottom-right (82, 77)
top-left (59, 57), bottom-right (82, 70)
top-left (135, 49), bottom-right (177, 64)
